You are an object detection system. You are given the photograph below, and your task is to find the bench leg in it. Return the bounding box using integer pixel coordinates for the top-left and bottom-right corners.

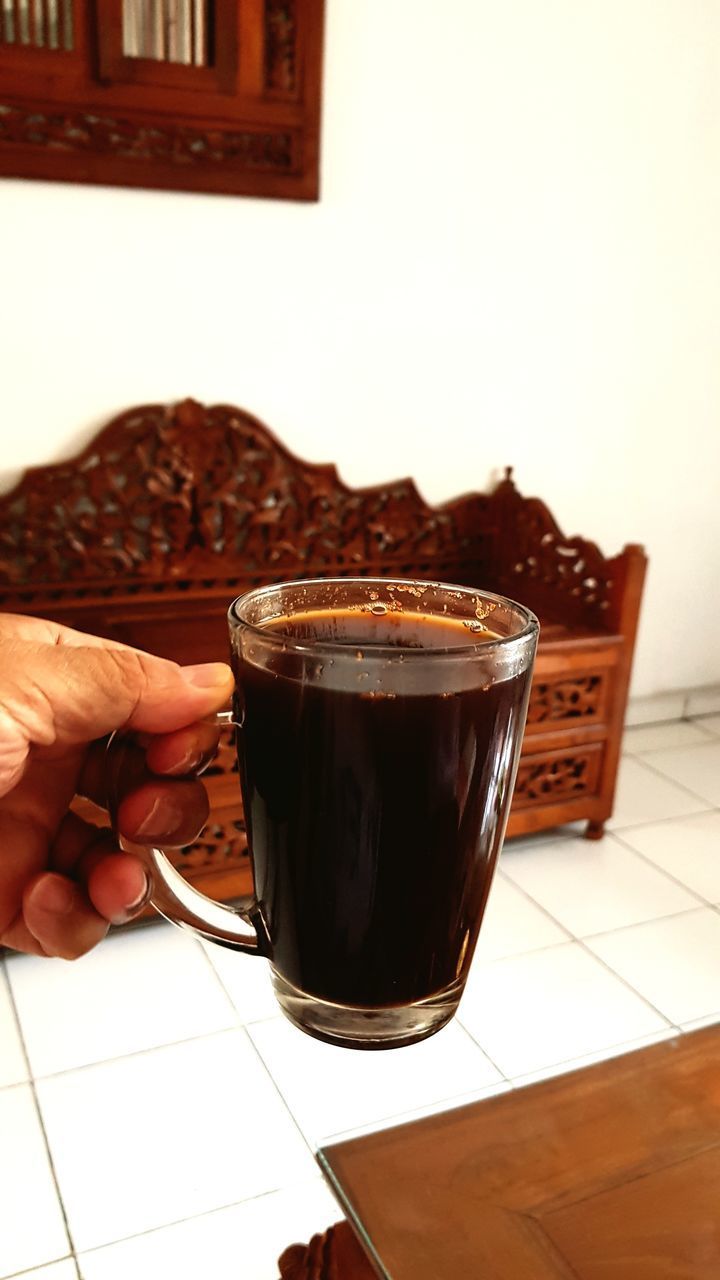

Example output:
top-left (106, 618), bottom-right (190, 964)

top-left (584, 820), bottom-right (605, 841)
top-left (278, 1220), bottom-right (376, 1278)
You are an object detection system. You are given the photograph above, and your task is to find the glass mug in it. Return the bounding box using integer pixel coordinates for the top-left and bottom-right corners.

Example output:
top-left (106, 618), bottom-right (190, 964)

top-left (108, 578), bottom-right (538, 1050)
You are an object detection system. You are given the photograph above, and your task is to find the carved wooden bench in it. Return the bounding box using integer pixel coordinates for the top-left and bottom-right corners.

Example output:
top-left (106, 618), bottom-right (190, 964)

top-left (0, 399), bottom-right (646, 907)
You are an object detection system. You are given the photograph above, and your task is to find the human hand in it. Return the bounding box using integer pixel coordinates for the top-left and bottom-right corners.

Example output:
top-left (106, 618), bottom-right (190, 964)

top-left (0, 614), bottom-right (234, 959)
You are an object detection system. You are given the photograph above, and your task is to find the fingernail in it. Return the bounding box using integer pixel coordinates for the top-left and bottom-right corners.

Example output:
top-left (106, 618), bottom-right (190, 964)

top-left (31, 877), bottom-right (76, 916)
top-left (162, 746), bottom-right (204, 777)
top-left (110, 874), bottom-right (151, 926)
top-left (133, 795), bottom-right (184, 841)
top-left (181, 662), bottom-right (233, 689)
top-left (126, 873), bottom-right (151, 912)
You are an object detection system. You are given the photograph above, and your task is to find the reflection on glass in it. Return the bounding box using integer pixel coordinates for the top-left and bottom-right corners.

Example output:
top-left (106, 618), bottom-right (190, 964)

top-left (121, 0), bottom-right (211, 65)
top-left (0, 0), bottom-right (73, 49)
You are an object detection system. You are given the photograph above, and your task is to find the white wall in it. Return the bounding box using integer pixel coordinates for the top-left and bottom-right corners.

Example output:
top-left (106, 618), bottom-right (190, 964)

top-left (1, 0), bottom-right (719, 697)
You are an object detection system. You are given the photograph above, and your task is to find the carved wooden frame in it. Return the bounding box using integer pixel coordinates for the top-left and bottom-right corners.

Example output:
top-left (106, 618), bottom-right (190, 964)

top-left (0, 0), bottom-right (324, 198)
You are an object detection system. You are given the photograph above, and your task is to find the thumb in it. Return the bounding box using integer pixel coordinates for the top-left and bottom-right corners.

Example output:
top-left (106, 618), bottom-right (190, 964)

top-left (0, 637), bottom-right (234, 754)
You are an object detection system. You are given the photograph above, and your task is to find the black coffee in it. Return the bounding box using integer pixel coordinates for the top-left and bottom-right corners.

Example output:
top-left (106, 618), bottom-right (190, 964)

top-left (234, 608), bottom-right (530, 1008)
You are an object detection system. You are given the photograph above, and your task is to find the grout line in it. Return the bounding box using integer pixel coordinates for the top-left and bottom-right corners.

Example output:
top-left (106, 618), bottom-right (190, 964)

top-left (0, 1025), bottom-right (248, 1091)
top-left (454, 1018), bottom-right (509, 1082)
top-left (241, 1024), bottom-right (320, 1160)
top-left (631, 722), bottom-right (719, 751)
top-left (503, 827), bottom-right (576, 852)
top-left (626, 752), bottom-right (720, 810)
top-left (610, 828), bottom-right (720, 906)
top-left (573, 936), bottom-right (675, 1027)
top-left (608, 805), bottom-right (715, 834)
top-left (494, 871), bottom-right (573, 939)
top-left (623, 715), bottom-right (720, 750)
top-left (601, 832), bottom-right (709, 905)
top-left (191, 936), bottom-right (245, 1029)
top-left (508, 1026), bottom-right (682, 1089)
top-left (72, 1173), bottom-right (326, 1263)
top-left (320, 1079), bottom-right (513, 1147)
top-left (580, 903), bottom-right (712, 944)
top-left (3, 1259), bottom-right (80, 1280)
top-left (475, 936), bottom-right (574, 968)
top-left (2, 959), bottom-right (79, 1263)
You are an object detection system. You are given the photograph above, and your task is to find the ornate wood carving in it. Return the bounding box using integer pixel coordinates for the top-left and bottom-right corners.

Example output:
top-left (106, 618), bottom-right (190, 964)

top-left (202, 723), bottom-right (239, 781)
top-left (527, 674), bottom-right (604, 725)
top-left (513, 747), bottom-right (603, 807)
top-left (0, 398), bottom-right (647, 890)
top-left (173, 813), bottom-right (248, 873)
top-left (0, 399), bottom-right (492, 595)
top-left (0, 103), bottom-right (294, 171)
top-left (492, 467), bottom-right (615, 627)
top-left (265, 0), bottom-right (297, 92)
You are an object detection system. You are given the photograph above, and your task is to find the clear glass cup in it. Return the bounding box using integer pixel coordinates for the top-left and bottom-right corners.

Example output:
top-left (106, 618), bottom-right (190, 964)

top-left (108, 578), bottom-right (538, 1050)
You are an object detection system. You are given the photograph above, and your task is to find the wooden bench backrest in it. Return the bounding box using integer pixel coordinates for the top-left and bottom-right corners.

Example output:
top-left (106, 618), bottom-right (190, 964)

top-left (0, 399), bottom-right (630, 661)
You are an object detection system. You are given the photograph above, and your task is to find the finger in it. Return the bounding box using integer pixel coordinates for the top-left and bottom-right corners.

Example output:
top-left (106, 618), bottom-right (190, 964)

top-left (77, 739), bottom-right (210, 848)
top-left (77, 721), bottom-right (221, 808)
top-left (48, 813), bottom-right (150, 927)
top-left (87, 853), bottom-right (151, 926)
top-left (0, 615), bottom-right (135, 648)
top-left (23, 872), bottom-right (109, 961)
top-left (144, 722), bottom-right (222, 777)
top-left (117, 779), bottom-right (209, 847)
top-left (0, 635), bottom-right (234, 760)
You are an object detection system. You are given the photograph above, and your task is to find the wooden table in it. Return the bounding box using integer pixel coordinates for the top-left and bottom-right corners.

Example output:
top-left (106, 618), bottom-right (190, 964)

top-left (279, 1026), bottom-right (720, 1277)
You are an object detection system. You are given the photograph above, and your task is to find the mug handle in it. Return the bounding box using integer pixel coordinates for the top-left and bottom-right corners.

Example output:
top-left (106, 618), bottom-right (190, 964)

top-left (105, 710), bottom-right (270, 955)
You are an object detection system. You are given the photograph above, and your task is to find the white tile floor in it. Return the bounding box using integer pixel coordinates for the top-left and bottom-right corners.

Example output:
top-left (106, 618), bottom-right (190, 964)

top-left (1, 717), bottom-right (719, 1279)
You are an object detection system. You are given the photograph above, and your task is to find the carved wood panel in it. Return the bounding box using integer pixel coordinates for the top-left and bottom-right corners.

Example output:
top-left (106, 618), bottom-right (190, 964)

top-left (0, 399), bottom-right (494, 598)
top-left (526, 673), bottom-right (606, 727)
top-left (513, 745), bottom-right (603, 808)
top-left (0, 103), bottom-right (295, 173)
top-left (173, 809), bottom-right (248, 873)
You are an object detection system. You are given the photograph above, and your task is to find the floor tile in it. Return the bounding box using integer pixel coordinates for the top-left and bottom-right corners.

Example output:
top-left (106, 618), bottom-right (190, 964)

top-left (7, 923), bottom-right (236, 1077)
top-left (615, 812), bottom-right (720, 904)
top-left (695, 713), bottom-right (720, 736)
top-left (199, 941), bottom-right (278, 1025)
top-left (248, 1016), bottom-right (501, 1144)
top-left (0, 964), bottom-right (28, 1088)
top-left (625, 692), bottom-right (685, 726)
top-left (474, 874), bottom-right (569, 962)
top-left (458, 942), bottom-right (668, 1079)
top-left (0, 1085), bottom-right (69, 1277)
top-left (680, 1012), bottom-right (720, 1033)
top-left (638, 740), bottom-right (720, 808)
top-left (624, 720), bottom-right (713, 753)
top-left (36, 1029), bottom-right (315, 1252)
top-left (321, 1080), bottom-right (512, 1146)
top-left (586, 908), bottom-right (720, 1026)
top-left (77, 1179), bottom-right (340, 1280)
top-left (607, 756), bottom-right (709, 829)
top-left (502, 828), bottom-right (574, 854)
top-left (10, 1263), bottom-right (78, 1280)
top-left (511, 1027), bottom-right (679, 1088)
top-left (502, 835), bottom-right (699, 937)
top-left (684, 688), bottom-right (720, 718)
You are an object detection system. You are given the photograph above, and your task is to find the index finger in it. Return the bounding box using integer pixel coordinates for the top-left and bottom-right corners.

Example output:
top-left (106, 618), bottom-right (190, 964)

top-left (77, 721), bottom-right (222, 810)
